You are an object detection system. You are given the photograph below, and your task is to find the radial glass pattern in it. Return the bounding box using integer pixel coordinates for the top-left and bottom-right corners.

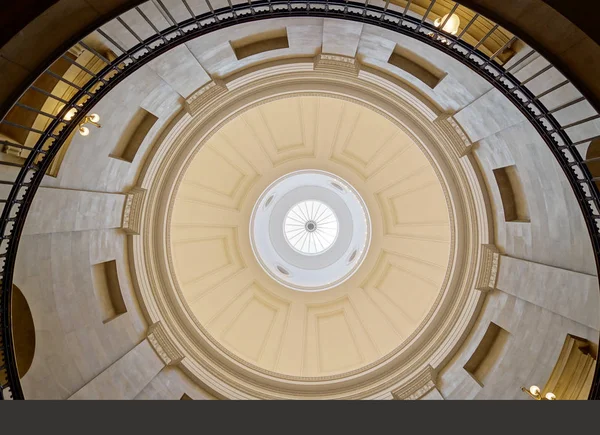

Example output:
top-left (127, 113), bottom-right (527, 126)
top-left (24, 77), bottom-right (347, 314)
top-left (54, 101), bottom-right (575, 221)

top-left (284, 200), bottom-right (339, 255)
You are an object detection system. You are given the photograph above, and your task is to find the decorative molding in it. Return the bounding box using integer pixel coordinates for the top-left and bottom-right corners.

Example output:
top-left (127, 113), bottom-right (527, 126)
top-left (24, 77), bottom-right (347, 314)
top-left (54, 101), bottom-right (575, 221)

top-left (147, 321), bottom-right (184, 366)
top-left (131, 59), bottom-right (492, 399)
top-left (185, 80), bottom-right (228, 116)
top-left (314, 54), bottom-right (360, 77)
top-left (475, 244), bottom-right (500, 292)
top-left (122, 187), bottom-right (147, 235)
top-left (434, 113), bottom-right (472, 158)
top-left (392, 365), bottom-right (439, 400)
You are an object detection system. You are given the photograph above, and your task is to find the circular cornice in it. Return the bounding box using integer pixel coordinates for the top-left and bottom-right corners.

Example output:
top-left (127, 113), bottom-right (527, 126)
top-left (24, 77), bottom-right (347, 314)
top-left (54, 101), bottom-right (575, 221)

top-left (130, 59), bottom-right (493, 399)
top-left (167, 92), bottom-right (454, 383)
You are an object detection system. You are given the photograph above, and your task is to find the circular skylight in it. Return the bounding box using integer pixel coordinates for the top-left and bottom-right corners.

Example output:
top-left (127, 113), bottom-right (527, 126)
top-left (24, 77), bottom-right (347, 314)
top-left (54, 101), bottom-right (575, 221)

top-left (284, 200), bottom-right (339, 255)
top-left (250, 170), bottom-right (372, 292)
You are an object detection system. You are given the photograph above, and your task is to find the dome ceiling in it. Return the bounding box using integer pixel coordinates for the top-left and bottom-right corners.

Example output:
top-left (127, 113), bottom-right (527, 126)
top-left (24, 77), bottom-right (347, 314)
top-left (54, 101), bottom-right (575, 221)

top-left (169, 95), bottom-right (452, 378)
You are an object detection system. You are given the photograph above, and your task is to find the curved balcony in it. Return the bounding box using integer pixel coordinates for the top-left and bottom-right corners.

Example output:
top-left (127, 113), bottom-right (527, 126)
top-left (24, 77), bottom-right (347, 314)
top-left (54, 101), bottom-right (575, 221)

top-left (0, 0), bottom-right (598, 400)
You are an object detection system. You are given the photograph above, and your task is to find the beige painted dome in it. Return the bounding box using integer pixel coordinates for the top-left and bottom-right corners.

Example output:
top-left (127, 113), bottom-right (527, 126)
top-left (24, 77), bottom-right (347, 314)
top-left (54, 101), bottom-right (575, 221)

top-left (169, 95), bottom-right (451, 377)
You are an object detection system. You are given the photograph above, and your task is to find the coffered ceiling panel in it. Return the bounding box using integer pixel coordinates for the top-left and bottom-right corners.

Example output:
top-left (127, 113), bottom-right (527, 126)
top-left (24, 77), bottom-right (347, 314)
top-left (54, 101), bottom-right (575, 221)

top-left (169, 95), bottom-right (452, 378)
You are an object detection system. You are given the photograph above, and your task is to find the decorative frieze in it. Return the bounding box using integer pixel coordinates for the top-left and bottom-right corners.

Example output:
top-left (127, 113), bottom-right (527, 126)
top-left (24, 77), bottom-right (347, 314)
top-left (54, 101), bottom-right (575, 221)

top-left (314, 53), bottom-right (360, 77)
top-left (392, 365), bottom-right (439, 400)
top-left (185, 80), bottom-right (228, 116)
top-left (147, 321), bottom-right (184, 366)
top-left (122, 187), bottom-right (146, 235)
top-left (475, 244), bottom-right (501, 292)
top-left (434, 113), bottom-right (473, 159)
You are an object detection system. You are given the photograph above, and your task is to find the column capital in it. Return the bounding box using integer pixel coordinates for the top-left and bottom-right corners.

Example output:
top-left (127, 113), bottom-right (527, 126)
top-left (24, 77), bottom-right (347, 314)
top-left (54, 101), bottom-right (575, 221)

top-left (392, 365), bottom-right (441, 400)
top-left (122, 187), bottom-right (146, 235)
top-left (314, 53), bottom-right (361, 77)
top-left (475, 244), bottom-right (501, 292)
top-left (147, 321), bottom-right (184, 366)
top-left (185, 80), bottom-right (228, 116)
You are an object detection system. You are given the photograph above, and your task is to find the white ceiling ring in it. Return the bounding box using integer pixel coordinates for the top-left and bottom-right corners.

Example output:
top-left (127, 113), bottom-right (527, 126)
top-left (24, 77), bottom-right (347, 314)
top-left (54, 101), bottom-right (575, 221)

top-left (250, 170), bottom-right (372, 292)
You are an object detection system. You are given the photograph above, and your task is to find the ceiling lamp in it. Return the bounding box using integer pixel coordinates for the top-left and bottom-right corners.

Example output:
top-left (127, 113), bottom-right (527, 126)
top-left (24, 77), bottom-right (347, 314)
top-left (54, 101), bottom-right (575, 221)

top-left (521, 385), bottom-right (557, 400)
top-left (434, 13), bottom-right (460, 35)
top-left (63, 108), bottom-right (102, 136)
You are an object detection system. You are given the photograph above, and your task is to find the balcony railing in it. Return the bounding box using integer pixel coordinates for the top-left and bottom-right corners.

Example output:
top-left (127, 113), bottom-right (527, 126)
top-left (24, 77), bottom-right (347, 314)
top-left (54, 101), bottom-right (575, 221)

top-left (0, 0), bottom-right (599, 400)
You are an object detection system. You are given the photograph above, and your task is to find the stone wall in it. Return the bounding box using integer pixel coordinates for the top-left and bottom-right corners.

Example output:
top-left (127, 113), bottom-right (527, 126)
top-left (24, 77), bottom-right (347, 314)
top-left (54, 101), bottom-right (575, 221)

top-left (2, 16), bottom-right (597, 400)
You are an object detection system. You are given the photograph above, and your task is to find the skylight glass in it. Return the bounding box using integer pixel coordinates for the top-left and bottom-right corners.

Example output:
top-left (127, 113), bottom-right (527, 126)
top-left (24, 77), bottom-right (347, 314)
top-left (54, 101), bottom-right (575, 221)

top-left (283, 200), bottom-right (339, 255)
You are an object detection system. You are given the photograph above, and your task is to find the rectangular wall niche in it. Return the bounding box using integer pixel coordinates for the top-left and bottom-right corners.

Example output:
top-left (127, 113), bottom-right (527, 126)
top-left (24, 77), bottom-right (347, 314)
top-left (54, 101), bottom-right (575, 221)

top-left (492, 165), bottom-right (530, 222)
top-left (231, 28), bottom-right (289, 60)
top-left (464, 322), bottom-right (510, 387)
top-left (109, 107), bottom-right (158, 163)
top-left (387, 46), bottom-right (445, 89)
top-left (92, 260), bottom-right (127, 324)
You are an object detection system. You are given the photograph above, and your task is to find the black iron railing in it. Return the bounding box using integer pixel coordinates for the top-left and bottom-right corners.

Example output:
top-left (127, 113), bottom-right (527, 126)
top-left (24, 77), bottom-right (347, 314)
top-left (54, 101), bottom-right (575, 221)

top-left (1, 0), bottom-right (599, 399)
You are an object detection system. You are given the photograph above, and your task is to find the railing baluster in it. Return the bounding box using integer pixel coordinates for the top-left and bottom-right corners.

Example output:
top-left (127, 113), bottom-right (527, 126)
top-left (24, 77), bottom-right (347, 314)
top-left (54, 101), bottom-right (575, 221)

top-left (205, 0), bottom-right (221, 22)
top-left (13, 103), bottom-right (58, 120)
top-left (450, 13), bottom-right (479, 48)
top-left (583, 155), bottom-right (600, 165)
top-left (416, 0), bottom-right (436, 32)
top-left (181, 0), bottom-right (197, 20)
top-left (0, 140), bottom-right (42, 153)
top-left (227, 0), bottom-right (239, 20)
top-left (379, 0), bottom-right (390, 22)
top-left (536, 97), bottom-right (586, 118)
top-left (0, 120), bottom-right (47, 135)
top-left (43, 70), bottom-right (90, 95)
top-left (77, 41), bottom-right (123, 75)
top-left (399, 0), bottom-right (413, 26)
top-left (436, 2), bottom-right (458, 35)
top-left (0, 162), bottom-right (27, 169)
top-left (571, 135), bottom-right (600, 146)
top-left (117, 17), bottom-right (152, 54)
top-left (153, 0), bottom-right (183, 35)
top-left (29, 86), bottom-right (71, 105)
top-left (472, 24), bottom-right (498, 52)
top-left (96, 31), bottom-right (138, 69)
top-left (560, 114), bottom-right (600, 131)
top-left (532, 80), bottom-right (569, 100)
top-left (505, 49), bottom-right (536, 73)
top-left (521, 64), bottom-right (553, 85)
top-left (487, 36), bottom-right (517, 64)
top-left (60, 54), bottom-right (108, 82)
top-left (135, 7), bottom-right (168, 43)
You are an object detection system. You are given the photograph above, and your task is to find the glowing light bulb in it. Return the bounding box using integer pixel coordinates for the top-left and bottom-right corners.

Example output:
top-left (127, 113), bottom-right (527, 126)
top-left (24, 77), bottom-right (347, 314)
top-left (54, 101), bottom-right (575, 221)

top-left (64, 108), bottom-right (77, 121)
top-left (529, 385), bottom-right (541, 396)
top-left (79, 126), bottom-right (90, 136)
top-left (89, 113), bottom-right (100, 123)
top-left (434, 13), bottom-right (460, 35)
top-left (545, 392), bottom-right (556, 400)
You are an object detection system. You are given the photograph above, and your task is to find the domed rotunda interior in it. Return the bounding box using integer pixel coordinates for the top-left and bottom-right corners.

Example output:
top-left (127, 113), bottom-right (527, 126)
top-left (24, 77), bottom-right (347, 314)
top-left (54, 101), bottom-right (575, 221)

top-left (0, 0), bottom-right (599, 401)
